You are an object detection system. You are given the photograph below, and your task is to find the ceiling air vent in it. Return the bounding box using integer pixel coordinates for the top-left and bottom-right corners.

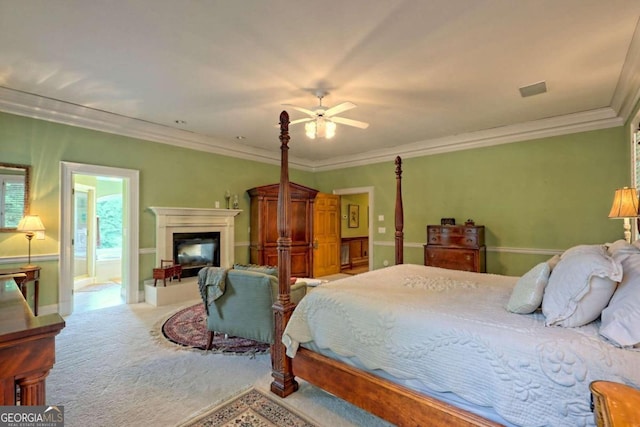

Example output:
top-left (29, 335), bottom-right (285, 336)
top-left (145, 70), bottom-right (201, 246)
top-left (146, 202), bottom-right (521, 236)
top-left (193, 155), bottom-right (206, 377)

top-left (519, 81), bottom-right (547, 98)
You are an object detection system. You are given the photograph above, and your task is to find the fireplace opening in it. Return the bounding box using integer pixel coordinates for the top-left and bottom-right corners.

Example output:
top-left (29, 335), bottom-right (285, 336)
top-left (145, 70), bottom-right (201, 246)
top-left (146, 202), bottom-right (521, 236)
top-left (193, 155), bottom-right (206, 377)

top-left (172, 232), bottom-right (220, 278)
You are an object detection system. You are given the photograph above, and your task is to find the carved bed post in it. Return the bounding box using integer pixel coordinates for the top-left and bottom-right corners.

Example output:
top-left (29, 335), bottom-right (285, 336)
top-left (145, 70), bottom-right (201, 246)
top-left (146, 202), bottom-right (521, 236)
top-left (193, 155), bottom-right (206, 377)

top-left (270, 111), bottom-right (299, 397)
top-left (395, 156), bottom-right (404, 265)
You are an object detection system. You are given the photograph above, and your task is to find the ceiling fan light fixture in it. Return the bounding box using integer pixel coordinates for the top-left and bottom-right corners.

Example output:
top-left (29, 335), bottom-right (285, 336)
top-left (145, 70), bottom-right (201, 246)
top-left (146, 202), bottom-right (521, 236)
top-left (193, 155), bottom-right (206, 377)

top-left (304, 117), bottom-right (336, 140)
top-left (325, 120), bottom-right (336, 139)
top-left (305, 121), bottom-right (317, 139)
top-left (288, 91), bottom-right (368, 139)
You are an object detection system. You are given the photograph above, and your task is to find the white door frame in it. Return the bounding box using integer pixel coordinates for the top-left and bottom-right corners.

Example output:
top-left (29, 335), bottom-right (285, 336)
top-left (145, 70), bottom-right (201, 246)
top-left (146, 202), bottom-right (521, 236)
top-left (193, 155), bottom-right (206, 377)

top-left (333, 186), bottom-right (374, 271)
top-left (60, 162), bottom-right (139, 315)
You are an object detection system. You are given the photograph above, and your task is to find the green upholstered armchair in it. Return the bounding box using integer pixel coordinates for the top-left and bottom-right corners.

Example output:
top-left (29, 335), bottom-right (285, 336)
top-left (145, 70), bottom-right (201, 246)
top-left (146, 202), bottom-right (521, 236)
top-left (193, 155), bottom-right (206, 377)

top-left (202, 269), bottom-right (307, 346)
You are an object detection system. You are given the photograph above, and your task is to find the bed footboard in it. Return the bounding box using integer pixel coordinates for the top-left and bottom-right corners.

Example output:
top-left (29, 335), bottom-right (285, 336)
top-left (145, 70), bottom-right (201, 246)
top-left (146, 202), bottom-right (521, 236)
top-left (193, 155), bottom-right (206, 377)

top-left (292, 348), bottom-right (501, 427)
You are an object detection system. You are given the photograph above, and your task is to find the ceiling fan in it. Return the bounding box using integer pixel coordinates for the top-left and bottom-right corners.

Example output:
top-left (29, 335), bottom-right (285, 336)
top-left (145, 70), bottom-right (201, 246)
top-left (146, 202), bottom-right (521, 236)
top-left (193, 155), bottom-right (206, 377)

top-left (283, 91), bottom-right (369, 139)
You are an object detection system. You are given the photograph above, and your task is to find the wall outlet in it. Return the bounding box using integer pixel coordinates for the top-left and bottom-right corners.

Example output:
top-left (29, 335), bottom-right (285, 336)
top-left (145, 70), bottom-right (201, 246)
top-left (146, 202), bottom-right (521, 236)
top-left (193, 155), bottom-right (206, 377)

top-left (36, 231), bottom-right (45, 240)
top-left (378, 227), bottom-right (386, 234)
top-left (378, 215), bottom-right (384, 222)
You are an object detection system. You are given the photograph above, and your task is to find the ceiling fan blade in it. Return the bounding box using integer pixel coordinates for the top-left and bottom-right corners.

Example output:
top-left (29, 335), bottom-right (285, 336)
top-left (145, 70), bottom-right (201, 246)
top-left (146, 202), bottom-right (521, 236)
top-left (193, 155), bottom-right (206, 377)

top-left (282, 104), bottom-right (316, 117)
top-left (324, 101), bottom-right (356, 117)
top-left (331, 116), bottom-right (370, 129)
top-left (273, 117), bottom-right (313, 128)
top-left (290, 117), bottom-right (313, 125)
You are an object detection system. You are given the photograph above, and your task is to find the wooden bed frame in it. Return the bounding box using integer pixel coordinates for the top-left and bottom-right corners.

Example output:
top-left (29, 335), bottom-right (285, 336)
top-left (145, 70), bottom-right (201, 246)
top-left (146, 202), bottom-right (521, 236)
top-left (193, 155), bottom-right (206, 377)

top-left (270, 111), bottom-right (501, 427)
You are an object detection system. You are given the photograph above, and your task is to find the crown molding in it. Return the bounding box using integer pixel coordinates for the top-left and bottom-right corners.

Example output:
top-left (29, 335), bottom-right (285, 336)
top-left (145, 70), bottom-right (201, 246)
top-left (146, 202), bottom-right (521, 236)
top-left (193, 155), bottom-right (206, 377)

top-left (611, 16), bottom-right (640, 121)
top-left (0, 86), bottom-right (307, 168)
top-left (0, 86), bottom-right (627, 172)
top-left (309, 107), bottom-right (623, 171)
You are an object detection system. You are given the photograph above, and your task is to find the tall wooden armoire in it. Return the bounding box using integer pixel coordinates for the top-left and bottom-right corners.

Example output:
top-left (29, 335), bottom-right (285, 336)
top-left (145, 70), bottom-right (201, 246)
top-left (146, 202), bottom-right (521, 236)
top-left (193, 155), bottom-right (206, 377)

top-left (247, 182), bottom-right (319, 278)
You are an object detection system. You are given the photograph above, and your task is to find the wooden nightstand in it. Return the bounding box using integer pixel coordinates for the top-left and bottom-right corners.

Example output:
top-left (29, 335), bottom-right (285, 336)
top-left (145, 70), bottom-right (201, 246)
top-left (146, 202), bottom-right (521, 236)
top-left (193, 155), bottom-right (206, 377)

top-left (590, 380), bottom-right (640, 426)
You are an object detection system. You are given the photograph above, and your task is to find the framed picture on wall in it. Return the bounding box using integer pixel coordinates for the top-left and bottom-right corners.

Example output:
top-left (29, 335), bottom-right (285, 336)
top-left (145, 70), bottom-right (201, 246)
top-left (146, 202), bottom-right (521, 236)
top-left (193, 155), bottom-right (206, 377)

top-left (348, 204), bottom-right (359, 228)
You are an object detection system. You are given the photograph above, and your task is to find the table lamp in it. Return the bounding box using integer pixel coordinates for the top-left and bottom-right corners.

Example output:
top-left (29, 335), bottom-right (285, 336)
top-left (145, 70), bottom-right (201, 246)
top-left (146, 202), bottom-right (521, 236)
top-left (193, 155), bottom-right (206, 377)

top-left (16, 215), bottom-right (45, 269)
top-left (608, 187), bottom-right (639, 243)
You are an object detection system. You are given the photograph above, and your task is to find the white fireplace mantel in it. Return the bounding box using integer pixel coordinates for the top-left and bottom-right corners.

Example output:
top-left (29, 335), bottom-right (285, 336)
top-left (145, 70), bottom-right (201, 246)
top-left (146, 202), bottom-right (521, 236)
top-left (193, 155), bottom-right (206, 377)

top-left (149, 207), bottom-right (241, 268)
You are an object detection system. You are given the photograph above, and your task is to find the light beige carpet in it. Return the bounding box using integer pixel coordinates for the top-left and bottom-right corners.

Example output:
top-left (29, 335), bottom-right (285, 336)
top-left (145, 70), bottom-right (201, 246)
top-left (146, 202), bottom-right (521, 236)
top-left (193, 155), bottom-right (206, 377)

top-left (47, 300), bottom-right (392, 427)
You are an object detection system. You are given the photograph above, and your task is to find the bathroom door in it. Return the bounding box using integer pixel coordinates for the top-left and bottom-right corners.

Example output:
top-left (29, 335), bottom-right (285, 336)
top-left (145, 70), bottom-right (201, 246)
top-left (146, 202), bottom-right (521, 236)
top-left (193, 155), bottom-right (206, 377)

top-left (73, 184), bottom-right (96, 284)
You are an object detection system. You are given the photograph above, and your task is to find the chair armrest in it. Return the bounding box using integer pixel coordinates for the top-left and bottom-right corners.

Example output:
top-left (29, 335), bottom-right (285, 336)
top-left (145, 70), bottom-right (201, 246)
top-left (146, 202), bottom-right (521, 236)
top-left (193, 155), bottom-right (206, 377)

top-left (269, 279), bottom-right (308, 304)
top-left (290, 281), bottom-right (307, 304)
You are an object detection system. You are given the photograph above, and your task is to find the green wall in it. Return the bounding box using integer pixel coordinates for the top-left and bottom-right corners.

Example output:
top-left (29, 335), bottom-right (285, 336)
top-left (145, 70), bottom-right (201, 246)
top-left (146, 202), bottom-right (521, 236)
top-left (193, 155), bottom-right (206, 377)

top-left (0, 108), bottom-right (634, 307)
top-left (341, 193), bottom-right (369, 237)
top-left (315, 126), bottom-right (629, 275)
top-left (0, 111), bottom-right (314, 307)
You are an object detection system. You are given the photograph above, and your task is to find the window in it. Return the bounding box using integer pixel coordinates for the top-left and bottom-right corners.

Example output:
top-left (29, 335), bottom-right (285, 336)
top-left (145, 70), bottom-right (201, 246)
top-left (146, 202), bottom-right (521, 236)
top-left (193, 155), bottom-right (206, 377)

top-left (1, 175), bottom-right (25, 228)
top-left (96, 193), bottom-right (123, 259)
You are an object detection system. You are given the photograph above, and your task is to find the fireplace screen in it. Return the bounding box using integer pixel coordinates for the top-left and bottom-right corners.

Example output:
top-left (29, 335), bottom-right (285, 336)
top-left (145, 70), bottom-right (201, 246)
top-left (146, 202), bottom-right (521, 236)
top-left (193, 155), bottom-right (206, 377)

top-left (172, 232), bottom-right (220, 278)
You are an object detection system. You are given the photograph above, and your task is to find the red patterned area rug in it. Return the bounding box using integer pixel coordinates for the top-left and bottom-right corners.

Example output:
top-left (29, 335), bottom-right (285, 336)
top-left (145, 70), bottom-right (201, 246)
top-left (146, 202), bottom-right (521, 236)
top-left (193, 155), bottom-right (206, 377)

top-left (177, 388), bottom-right (317, 427)
top-left (161, 303), bottom-right (270, 355)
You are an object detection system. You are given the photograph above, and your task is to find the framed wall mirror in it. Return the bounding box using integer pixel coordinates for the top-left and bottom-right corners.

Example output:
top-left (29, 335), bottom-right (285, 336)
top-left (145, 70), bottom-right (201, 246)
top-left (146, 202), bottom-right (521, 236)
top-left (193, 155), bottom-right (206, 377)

top-left (0, 163), bottom-right (30, 232)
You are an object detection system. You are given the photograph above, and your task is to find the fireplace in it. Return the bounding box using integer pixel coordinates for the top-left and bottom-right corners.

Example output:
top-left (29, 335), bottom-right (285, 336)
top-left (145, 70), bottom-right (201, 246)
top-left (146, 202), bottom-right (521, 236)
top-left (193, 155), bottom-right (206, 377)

top-left (149, 207), bottom-right (241, 274)
top-left (173, 232), bottom-right (220, 278)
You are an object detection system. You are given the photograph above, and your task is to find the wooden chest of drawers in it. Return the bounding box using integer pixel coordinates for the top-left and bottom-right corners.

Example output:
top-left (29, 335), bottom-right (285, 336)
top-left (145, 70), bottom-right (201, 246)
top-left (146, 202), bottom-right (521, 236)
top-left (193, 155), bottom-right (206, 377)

top-left (424, 225), bottom-right (486, 272)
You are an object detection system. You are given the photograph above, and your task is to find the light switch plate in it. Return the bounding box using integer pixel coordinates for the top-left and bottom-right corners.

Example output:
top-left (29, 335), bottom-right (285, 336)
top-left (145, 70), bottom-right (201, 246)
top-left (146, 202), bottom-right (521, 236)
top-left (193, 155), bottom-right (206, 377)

top-left (378, 215), bottom-right (384, 221)
top-left (378, 227), bottom-right (386, 234)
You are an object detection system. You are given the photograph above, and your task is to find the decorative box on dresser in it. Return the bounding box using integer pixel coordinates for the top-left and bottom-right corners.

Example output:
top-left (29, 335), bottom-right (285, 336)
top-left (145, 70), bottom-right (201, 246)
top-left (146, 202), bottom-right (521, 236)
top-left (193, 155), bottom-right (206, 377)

top-left (424, 225), bottom-right (486, 272)
top-left (247, 182), bottom-right (319, 278)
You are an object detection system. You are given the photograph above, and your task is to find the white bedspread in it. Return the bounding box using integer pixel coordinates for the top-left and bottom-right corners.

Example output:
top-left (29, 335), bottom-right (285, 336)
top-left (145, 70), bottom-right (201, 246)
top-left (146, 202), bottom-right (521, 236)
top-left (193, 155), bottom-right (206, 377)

top-left (282, 264), bottom-right (640, 427)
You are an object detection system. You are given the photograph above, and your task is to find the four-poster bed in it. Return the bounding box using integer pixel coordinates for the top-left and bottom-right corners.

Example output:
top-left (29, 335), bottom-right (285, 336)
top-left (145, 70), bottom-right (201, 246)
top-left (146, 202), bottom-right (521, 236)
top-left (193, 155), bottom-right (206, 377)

top-left (269, 110), bottom-right (498, 426)
top-left (269, 111), bottom-right (640, 427)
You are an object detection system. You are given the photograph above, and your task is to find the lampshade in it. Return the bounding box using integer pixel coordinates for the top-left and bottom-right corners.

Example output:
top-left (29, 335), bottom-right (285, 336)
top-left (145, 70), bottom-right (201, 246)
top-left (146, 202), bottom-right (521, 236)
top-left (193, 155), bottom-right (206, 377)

top-left (17, 215), bottom-right (45, 233)
top-left (608, 187), bottom-right (639, 218)
top-left (17, 215), bottom-right (45, 269)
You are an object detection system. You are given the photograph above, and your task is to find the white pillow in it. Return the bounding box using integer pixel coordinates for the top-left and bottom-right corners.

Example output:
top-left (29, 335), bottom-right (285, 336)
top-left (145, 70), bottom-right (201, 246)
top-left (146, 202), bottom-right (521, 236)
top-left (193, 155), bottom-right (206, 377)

top-left (560, 244), bottom-right (606, 259)
top-left (606, 239), bottom-right (640, 264)
top-left (542, 245), bottom-right (622, 327)
top-left (546, 254), bottom-right (561, 271)
top-left (507, 262), bottom-right (551, 314)
top-left (600, 254), bottom-right (640, 347)
top-left (606, 239), bottom-right (638, 255)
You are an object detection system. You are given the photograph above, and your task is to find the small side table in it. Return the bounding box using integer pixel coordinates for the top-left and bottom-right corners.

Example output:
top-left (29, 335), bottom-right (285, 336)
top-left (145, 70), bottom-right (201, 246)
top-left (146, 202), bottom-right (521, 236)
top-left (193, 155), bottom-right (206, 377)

top-left (153, 260), bottom-right (182, 287)
top-left (590, 380), bottom-right (640, 426)
top-left (0, 266), bottom-right (41, 316)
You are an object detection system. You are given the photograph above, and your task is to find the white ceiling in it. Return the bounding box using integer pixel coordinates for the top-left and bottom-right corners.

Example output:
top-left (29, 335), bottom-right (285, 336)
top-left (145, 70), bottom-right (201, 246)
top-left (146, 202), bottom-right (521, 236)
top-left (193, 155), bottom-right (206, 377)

top-left (1, 1), bottom-right (639, 170)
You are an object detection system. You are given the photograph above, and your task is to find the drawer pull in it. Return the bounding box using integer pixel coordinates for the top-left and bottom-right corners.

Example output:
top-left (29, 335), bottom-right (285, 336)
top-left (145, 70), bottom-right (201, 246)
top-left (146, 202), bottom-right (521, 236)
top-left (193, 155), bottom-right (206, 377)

top-left (465, 255), bottom-right (471, 261)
